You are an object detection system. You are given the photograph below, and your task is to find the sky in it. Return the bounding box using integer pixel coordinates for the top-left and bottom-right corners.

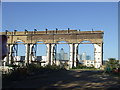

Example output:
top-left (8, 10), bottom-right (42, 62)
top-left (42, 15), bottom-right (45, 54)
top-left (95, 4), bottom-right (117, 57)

top-left (1, 0), bottom-right (120, 2)
top-left (2, 2), bottom-right (118, 60)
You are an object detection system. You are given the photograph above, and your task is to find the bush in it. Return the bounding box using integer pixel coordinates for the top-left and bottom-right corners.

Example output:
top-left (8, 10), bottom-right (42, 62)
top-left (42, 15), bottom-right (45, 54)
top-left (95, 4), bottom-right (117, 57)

top-left (26, 63), bottom-right (44, 73)
top-left (105, 58), bottom-right (120, 72)
top-left (72, 64), bottom-right (95, 69)
top-left (44, 64), bottom-right (65, 70)
top-left (3, 67), bottom-right (28, 81)
top-left (3, 63), bottom-right (66, 82)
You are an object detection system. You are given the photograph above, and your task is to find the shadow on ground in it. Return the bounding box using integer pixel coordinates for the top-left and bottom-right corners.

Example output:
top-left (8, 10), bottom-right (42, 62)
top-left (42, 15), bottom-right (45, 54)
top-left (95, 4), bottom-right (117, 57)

top-left (2, 69), bottom-right (120, 89)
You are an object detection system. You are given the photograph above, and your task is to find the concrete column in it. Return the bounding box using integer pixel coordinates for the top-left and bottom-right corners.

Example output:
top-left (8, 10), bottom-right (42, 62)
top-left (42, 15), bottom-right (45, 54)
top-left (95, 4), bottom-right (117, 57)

top-left (32, 44), bottom-right (36, 62)
top-left (74, 44), bottom-right (79, 67)
top-left (3, 44), bottom-right (10, 66)
top-left (69, 44), bottom-right (74, 68)
top-left (8, 44), bottom-right (13, 64)
top-left (101, 43), bottom-right (103, 65)
top-left (51, 44), bottom-right (55, 65)
top-left (46, 44), bottom-right (51, 65)
top-left (6, 44), bottom-right (10, 65)
top-left (94, 43), bottom-right (103, 68)
top-left (25, 44), bottom-right (30, 66)
top-left (2, 57), bottom-right (6, 66)
top-left (29, 44), bottom-right (34, 64)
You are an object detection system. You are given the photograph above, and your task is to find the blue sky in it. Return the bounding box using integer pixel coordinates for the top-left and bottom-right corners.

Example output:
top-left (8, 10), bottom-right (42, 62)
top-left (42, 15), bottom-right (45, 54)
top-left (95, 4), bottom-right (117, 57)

top-left (2, 2), bottom-right (118, 60)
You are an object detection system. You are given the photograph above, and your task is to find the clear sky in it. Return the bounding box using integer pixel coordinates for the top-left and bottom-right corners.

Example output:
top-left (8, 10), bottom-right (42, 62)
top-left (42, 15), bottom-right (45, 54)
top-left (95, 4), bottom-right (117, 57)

top-left (2, 2), bottom-right (118, 60)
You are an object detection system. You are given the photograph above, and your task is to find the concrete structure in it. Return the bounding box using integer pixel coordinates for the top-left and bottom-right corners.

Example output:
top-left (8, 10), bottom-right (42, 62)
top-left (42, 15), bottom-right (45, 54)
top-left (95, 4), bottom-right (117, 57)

top-left (81, 52), bottom-right (87, 60)
top-left (79, 53), bottom-right (91, 61)
top-left (0, 29), bottom-right (104, 68)
top-left (86, 55), bottom-right (91, 60)
top-left (40, 56), bottom-right (47, 66)
top-left (79, 53), bottom-right (91, 60)
top-left (56, 48), bottom-right (68, 60)
top-left (81, 60), bottom-right (94, 67)
top-left (55, 60), bottom-right (66, 65)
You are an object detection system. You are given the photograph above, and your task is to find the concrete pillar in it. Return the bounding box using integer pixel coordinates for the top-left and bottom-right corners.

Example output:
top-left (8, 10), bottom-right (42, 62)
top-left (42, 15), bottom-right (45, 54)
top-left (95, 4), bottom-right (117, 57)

top-left (51, 44), bottom-right (55, 65)
top-left (8, 44), bottom-right (13, 64)
top-left (74, 44), bottom-right (79, 67)
top-left (69, 44), bottom-right (74, 68)
top-left (94, 43), bottom-right (103, 68)
top-left (53, 44), bottom-right (57, 65)
top-left (31, 44), bottom-right (36, 62)
top-left (6, 44), bottom-right (10, 65)
top-left (46, 44), bottom-right (51, 65)
top-left (25, 44), bottom-right (30, 66)
top-left (29, 44), bottom-right (34, 64)
top-left (101, 43), bottom-right (103, 65)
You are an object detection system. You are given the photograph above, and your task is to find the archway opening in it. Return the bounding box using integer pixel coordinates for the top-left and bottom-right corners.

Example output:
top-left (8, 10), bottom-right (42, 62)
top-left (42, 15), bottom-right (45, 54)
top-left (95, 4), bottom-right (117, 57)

top-left (78, 41), bottom-right (94, 67)
top-left (13, 41), bottom-right (25, 66)
top-left (35, 41), bottom-right (47, 66)
top-left (55, 41), bottom-right (70, 67)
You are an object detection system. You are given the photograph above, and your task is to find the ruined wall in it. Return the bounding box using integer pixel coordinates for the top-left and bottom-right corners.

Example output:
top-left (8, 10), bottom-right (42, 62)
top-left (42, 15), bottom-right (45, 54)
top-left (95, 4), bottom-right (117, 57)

top-left (1, 30), bottom-right (104, 44)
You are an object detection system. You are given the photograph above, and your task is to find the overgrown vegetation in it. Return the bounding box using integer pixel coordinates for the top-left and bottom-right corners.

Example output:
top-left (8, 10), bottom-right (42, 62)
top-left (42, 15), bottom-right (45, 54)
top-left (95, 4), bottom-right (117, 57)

top-left (2, 63), bottom-right (66, 82)
top-left (3, 58), bottom-right (120, 83)
top-left (105, 58), bottom-right (120, 70)
top-left (72, 64), bottom-right (96, 69)
top-left (104, 58), bottom-right (120, 75)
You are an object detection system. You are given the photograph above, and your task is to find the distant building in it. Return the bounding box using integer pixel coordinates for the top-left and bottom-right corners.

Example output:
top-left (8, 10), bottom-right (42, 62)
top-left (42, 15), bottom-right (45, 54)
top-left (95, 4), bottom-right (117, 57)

top-left (82, 52), bottom-right (86, 60)
top-left (13, 56), bottom-right (25, 61)
top-left (64, 53), bottom-right (68, 60)
top-left (36, 56), bottom-right (42, 61)
top-left (56, 48), bottom-right (68, 60)
top-left (12, 56), bottom-right (25, 66)
top-left (56, 53), bottom-right (60, 60)
top-left (55, 60), bottom-right (69, 68)
top-left (80, 54), bottom-right (82, 60)
top-left (86, 55), bottom-right (91, 60)
top-left (60, 48), bottom-right (64, 60)
top-left (40, 56), bottom-right (47, 66)
top-left (82, 60), bottom-right (94, 67)
top-left (79, 53), bottom-right (91, 61)
top-left (79, 52), bottom-right (87, 61)
top-left (78, 52), bottom-right (93, 67)
top-left (3, 55), bottom-right (47, 67)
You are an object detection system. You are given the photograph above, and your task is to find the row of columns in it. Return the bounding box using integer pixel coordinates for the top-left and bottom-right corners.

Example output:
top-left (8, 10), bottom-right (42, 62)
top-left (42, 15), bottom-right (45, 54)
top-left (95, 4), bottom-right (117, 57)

top-left (46, 43), bottom-right (79, 68)
top-left (5, 43), bottom-right (103, 68)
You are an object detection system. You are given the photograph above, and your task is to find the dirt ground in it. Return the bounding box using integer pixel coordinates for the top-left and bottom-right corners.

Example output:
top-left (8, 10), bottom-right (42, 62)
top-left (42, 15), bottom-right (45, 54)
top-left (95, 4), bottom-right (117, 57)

top-left (2, 69), bottom-right (120, 89)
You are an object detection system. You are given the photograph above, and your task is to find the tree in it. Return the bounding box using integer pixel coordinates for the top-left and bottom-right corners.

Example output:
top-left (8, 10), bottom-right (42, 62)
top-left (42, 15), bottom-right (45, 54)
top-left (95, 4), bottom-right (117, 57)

top-left (105, 58), bottom-right (120, 71)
